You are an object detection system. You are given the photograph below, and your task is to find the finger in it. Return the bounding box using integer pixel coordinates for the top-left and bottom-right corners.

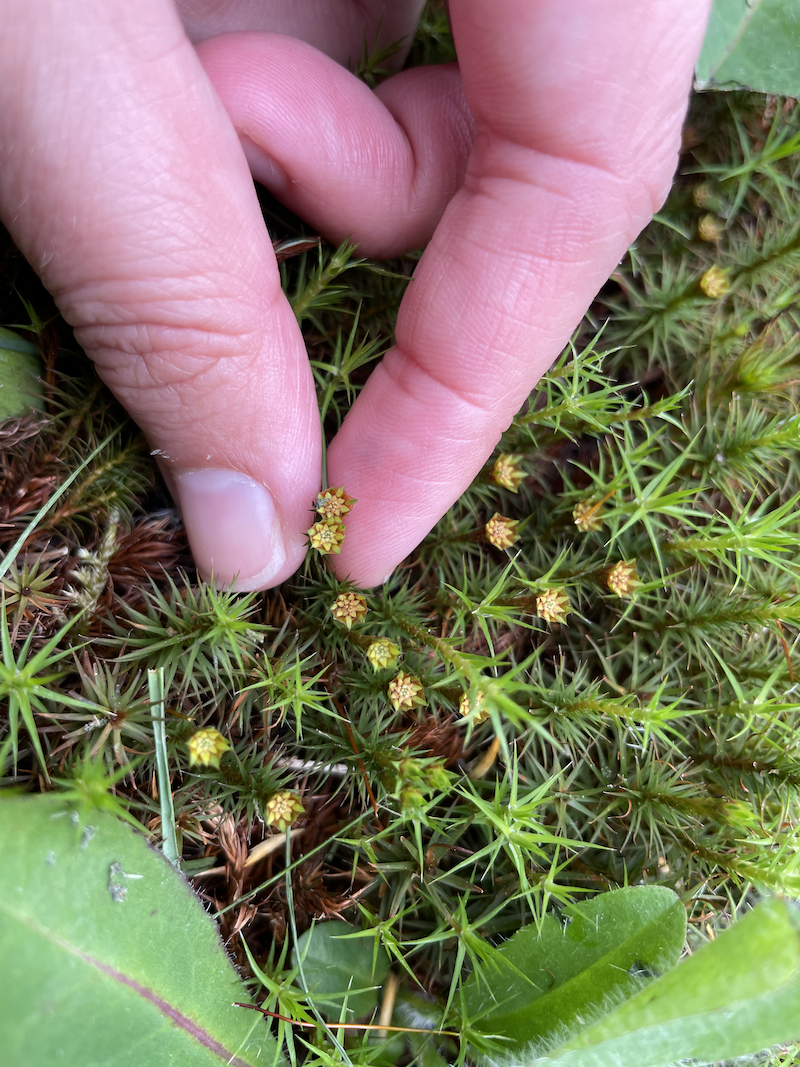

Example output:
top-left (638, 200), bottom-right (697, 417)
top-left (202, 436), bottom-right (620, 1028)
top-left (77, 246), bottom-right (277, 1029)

top-left (325, 0), bottom-right (712, 586)
top-left (0, 0), bottom-right (320, 589)
top-left (196, 32), bottom-right (476, 257)
top-left (177, 0), bottom-right (426, 71)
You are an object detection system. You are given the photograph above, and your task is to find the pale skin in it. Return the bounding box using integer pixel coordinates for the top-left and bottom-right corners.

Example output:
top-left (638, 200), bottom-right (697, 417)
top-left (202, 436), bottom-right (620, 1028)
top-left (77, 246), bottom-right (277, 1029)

top-left (0, 1), bottom-right (712, 589)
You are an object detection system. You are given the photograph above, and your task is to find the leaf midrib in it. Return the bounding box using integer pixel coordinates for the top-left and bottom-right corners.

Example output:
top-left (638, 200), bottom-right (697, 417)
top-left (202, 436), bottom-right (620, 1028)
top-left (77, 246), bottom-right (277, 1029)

top-left (1, 898), bottom-right (253, 1067)
top-left (713, 0), bottom-right (766, 79)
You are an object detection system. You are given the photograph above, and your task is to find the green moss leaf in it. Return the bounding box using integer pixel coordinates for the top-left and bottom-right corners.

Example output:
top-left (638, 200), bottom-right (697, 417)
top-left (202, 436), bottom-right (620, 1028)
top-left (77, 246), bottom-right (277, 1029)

top-left (696, 0), bottom-right (800, 95)
top-left (293, 919), bottom-right (390, 1020)
top-left (463, 886), bottom-right (685, 1052)
top-left (0, 327), bottom-right (44, 419)
top-left (0, 795), bottom-right (281, 1067)
top-left (539, 897), bottom-right (800, 1066)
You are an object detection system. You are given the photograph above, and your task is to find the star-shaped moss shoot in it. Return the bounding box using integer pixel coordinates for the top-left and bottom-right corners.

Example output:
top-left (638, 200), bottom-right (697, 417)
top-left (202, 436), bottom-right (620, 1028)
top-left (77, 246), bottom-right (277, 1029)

top-left (315, 486), bottom-right (356, 521)
top-left (264, 790), bottom-right (304, 832)
top-left (606, 559), bottom-right (640, 599)
top-left (331, 591), bottom-right (368, 630)
top-left (491, 453), bottom-right (526, 492)
top-left (388, 671), bottom-right (426, 712)
top-left (367, 637), bottom-right (400, 672)
top-left (188, 727), bottom-right (231, 769)
top-left (573, 499), bottom-right (604, 533)
top-left (485, 513), bottom-right (519, 549)
top-left (459, 690), bottom-right (489, 724)
top-left (308, 519), bottom-right (346, 555)
top-left (535, 588), bottom-right (571, 625)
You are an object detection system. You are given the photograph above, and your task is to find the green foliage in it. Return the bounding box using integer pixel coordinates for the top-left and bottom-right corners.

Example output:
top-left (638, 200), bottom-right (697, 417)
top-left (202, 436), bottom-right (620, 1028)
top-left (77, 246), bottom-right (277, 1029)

top-left (4, 14), bottom-right (800, 1066)
top-left (535, 897), bottom-right (800, 1067)
top-left (111, 576), bottom-right (270, 695)
top-left (461, 886), bottom-right (686, 1054)
top-left (0, 795), bottom-right (281, 1067)
top-left (0, 327), bottom-right (43, 418)
top-left (697, 0), bottom-right (800, 96)
top-left (293, 920), bottom-right (390, 1021)
top-left (52, 747), bottom-right (146, 832)
top-left (0, 598), bottom-right (83, 777)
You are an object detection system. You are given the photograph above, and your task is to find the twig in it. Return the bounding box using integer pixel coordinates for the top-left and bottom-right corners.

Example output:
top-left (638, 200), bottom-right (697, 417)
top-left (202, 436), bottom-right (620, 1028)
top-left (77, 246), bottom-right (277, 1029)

top-left (776, 619), bottom-right (795, 682)
top-left (234, 1002), bottom-right (459, 1037)
top-left (377, 971), bottom-right (400, 1039)
top-left (468, 736), bottom-right (502, 780)
top-left (276, 756), bottom-right (349, 777)
top-left (244, 827), bottom-right (305, 869)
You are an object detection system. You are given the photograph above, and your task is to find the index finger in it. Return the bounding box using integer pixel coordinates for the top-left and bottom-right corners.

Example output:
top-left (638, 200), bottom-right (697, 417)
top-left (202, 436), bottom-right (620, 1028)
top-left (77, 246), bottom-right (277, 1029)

top-left (327, 0), bottom-right (711, 587)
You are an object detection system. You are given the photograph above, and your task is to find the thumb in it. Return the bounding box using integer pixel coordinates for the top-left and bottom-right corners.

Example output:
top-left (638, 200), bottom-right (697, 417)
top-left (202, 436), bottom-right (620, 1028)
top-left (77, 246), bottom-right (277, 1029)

top-left (0, 0), bottom-right (320, 589)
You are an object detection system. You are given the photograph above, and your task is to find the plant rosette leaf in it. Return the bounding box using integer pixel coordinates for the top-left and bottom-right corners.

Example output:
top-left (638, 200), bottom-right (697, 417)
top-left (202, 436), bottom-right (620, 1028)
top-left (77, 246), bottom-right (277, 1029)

top-left (532, 896), bottom-right (800, 1067)
top-left (0, 326), bottom-right (44, 419)
top-left (696, 0), bottom-right (800, 96)
top-left (463, 885), bottom-right (686, 1053)
top-left (293, 919), bottom-right (390, 1021)
top-left (395, 990), bottom-right (452, 1067)
top-left (0, 795), bottom-right (282, 1067)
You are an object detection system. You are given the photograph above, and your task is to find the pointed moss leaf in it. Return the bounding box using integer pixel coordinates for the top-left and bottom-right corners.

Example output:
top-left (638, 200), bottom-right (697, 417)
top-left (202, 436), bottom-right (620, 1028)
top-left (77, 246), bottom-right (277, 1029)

top-left (696, 0), bottom-right (800, 95)
top-left (293, 919), bottom-right (389, 1020)
top-left (463, 886), bottom-right (685, 1051)
top-left (0, 796), bottom-right (281, 1067)
top-left (0, 327), bottom-right (44, 419)
top-left (535, 897), bottom-right (800, 1067)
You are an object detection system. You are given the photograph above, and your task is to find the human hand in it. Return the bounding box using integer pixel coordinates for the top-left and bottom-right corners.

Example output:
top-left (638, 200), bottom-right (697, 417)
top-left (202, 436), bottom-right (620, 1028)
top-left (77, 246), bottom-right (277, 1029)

top-left (0, 1), bottom-right (711, 590)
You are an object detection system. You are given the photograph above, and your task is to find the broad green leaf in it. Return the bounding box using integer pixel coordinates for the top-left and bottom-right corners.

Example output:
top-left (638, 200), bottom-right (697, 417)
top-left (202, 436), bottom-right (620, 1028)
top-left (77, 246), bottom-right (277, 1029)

top-left (463, 885), bottom-right (685, 1052)
top-left (0, 795), bottom-right (282, 1067)
top-left (0, 326), bottom-right (44, 419)
top-left (696, 0), bottom-right (800, 96)
top-left (396, 991), bottom-right (451, 1067)
top-left (534, 896), bottom-right (800, 1067)
top-left (293, 919), bottom-right (390, 1020)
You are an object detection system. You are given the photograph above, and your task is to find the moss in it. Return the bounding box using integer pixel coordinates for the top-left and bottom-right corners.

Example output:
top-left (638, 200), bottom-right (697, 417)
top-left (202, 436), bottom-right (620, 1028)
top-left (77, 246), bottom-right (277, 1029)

top-left (3, 19), bottom-right (800, 1066)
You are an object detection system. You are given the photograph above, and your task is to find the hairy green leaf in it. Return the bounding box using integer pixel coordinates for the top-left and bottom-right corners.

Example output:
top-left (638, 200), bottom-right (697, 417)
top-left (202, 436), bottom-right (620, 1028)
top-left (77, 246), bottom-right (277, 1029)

top-left (0, 795), bottom-right (281, 1067)
top-left (0, 327), bottom-right (44, 419)
top-left (463, 886), bottom-right (685, 1052)
top-left (697, 0), bottom-right (800, 95)
top-left (293, 919), bottom-right (390, 1020)
top-left (534, 897), bottom-right (800, 1067)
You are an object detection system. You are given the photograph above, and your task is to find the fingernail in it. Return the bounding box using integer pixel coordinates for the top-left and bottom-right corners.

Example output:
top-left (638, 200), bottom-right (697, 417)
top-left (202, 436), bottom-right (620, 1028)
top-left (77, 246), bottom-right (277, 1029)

top-left (239, 135), bottom-right (288, 195)
top-left (173, 469), bottom-right (286, 590)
